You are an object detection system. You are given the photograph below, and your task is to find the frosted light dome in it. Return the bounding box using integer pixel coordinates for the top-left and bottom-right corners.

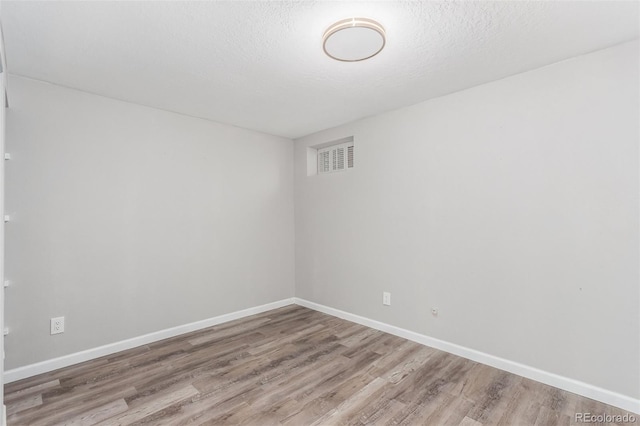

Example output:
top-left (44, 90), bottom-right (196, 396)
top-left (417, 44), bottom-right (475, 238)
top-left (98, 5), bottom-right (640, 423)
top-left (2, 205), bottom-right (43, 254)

top-left (323, 18), bottom-right (386, 62)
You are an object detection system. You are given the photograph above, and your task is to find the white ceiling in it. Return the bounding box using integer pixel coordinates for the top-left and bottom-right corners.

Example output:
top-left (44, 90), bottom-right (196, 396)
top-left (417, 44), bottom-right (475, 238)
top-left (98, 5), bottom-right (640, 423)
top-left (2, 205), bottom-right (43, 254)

top-left (2, 1), bottom-right (638, 139)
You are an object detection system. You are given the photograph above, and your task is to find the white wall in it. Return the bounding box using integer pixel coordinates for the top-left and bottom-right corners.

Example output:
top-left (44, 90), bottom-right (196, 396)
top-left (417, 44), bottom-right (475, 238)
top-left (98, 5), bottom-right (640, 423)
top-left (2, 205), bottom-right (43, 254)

top-left (4, 75), bottom-right (294, 369)
top-left (295, 41), bottom-right (639, 399)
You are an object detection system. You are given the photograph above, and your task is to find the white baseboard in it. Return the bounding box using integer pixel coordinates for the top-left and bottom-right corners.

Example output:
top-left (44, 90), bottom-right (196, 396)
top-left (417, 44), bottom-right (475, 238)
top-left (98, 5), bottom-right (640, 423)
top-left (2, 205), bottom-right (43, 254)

top-left (293, 297), bottom-right (640, 415)
top-left (3, 298), bottom-right (295, 384)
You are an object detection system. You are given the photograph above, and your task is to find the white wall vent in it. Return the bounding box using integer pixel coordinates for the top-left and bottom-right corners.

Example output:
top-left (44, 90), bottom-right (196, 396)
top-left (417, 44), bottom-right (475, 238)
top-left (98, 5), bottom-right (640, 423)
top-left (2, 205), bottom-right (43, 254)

top-left (316, 138), bottom-right (354, 175)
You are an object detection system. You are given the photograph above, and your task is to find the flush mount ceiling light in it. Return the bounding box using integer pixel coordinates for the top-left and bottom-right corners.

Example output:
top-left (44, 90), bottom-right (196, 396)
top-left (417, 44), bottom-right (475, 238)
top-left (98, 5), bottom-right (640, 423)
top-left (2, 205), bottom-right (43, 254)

top-left (323, 18), bottom-right (386, 62)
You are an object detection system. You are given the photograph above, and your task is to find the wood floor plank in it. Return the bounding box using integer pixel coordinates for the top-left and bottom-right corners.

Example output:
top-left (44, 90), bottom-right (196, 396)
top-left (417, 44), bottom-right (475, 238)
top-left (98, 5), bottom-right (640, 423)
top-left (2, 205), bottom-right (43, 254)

top-left (465, 370), bottom-right (520, 424)
top-left (309, 376), bottom-right (389, 426)
top-left (52, 399), bottom-right (129, 426)
top-left (6, 393), bottom-right (42, 416)
top-left (414, 393), bottom-right (467, 426)
top-left (4, 359), bottom-right (110, 395)
top-left (383, 344), bottom-right (438, 385)
top-left (247, 324), bottom-right (326, 356)
top-left (459, 416), bottom-right (484, 426)
top-left (188, 318), bottom-right (272, 346)
top-left (299, 350), bottom-right (382, 402)
top-left (3, 379), bottom-right (60, 404)
top-left (239, 398), bottom-right (300, 426)
top-left (9, 387), bottom-right (137, 426)
top-left (41, 362), bottom-right (164, 407)
top-left (282, 372), bottom-right (375, 425)
top-left (95, 385), bottom-right (199, 425)
top-left (393, 391), bottom-right (454, 426)
top-left (4, 306), bottom-right (636, 425)
top-left (442, 397), bottom-right (476, 426)
top-left (245, 348), bottom-right (349, 409)
top-left (148, 380), bottom-right (265, 425)
top-left (496, 382), bottom-right (544, 426)
top-left (364, 398), bottom-right (406, 425)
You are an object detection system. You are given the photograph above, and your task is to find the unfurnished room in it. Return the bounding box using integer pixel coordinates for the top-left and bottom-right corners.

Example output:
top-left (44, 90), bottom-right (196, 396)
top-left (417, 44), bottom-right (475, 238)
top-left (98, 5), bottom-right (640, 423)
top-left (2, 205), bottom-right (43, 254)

top-left (0, 1), bottom-right (637, 425)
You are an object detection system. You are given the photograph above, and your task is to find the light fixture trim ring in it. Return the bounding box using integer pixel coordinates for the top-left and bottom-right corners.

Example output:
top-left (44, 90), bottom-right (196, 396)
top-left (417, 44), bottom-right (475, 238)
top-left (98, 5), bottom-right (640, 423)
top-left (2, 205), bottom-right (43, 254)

top-left (322, 17), bottom-right (386, 62)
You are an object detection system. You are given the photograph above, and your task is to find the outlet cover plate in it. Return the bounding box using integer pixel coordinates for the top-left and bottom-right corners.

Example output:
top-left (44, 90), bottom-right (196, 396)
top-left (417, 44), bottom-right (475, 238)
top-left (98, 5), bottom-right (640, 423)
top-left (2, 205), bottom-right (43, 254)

top-left (51, 317), bottom-right (65, 335)
top-left (383, 292), bottom-right (391, 306)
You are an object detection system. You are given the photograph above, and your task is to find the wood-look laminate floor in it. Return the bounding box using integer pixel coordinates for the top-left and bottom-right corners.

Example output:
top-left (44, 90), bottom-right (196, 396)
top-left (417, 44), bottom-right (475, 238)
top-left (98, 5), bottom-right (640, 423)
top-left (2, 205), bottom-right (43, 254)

top-left (4, 305), bottom-right (635, 426)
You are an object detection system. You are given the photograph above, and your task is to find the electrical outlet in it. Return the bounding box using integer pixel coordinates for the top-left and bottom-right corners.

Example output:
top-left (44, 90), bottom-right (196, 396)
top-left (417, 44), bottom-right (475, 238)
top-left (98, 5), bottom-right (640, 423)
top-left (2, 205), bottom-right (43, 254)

top-left (51, 317), bottom-right (65, 335)
top-left (383, 292), bottom-right (391, 306)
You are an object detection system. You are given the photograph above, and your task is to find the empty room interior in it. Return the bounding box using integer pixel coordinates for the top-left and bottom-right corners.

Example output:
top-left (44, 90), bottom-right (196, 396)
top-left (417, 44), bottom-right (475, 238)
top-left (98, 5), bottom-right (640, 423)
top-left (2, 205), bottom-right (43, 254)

top-left (0, 1), bottom-right (638, 425)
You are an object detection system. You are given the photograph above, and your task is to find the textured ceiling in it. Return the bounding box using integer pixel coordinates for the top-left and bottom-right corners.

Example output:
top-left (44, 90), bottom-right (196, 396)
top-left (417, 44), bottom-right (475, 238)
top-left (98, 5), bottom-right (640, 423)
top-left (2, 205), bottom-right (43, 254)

top-left (2, 1), bottom-right (638, 139)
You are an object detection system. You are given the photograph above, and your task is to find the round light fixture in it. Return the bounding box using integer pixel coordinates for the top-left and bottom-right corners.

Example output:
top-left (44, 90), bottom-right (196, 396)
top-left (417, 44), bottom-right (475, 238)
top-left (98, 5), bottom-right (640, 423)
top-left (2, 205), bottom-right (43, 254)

top-left (323, 18), bottom-right (386, 62)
